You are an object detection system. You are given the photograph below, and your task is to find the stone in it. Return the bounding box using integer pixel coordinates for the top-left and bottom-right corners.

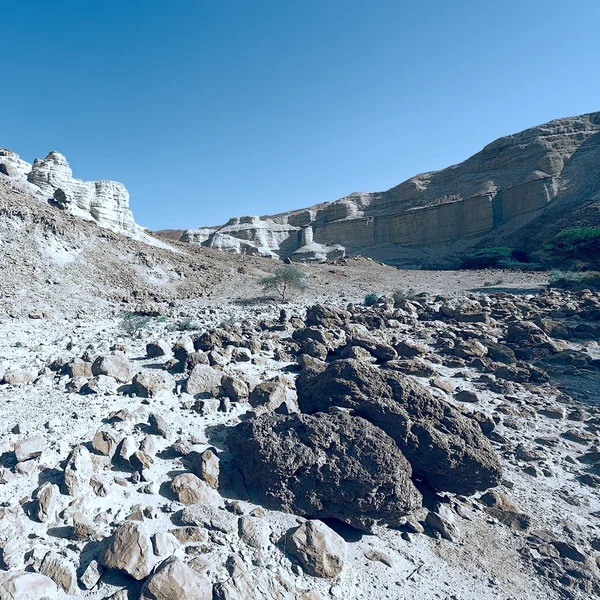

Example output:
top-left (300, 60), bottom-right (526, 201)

top-left (222, 374), bottom-right (249, 402)
top-left (130, 450), bottom-right (154, 471)
top-left (248, 379), bottom-right (287, 411)
top-left (14, 435), bottom-right (45, 462)
top-left (285, 520), bottom-right (346, 578)
top-left (39, 551), bottom-right (77, 594)
top-left (80, 559), bottom-right (105, 590)
top-left (0, 571), bottom-right (57, 600)
top-left (195, 448), bottom-right (220, 488)
top-left (151, 532), bottom-right (181, 557)
top-left (227, 412), bottom-right (422, 531)
top-left (140, 556), bottom-right (212, 600)
top-left (213, 565), bottom-right (305, 600)
top-left (64, 358), bottom-right (93, 378)
top-left (305, 305), bottom-right (345, 329)
top-left (185, 364), bottom-right (223, 396)
top-left (147, 339), bottom-right (172, 358)
top-left (170, 526), bottom-right (209, 544)
top-left (171, 473), bottom-right (216, 505)
top-left (36, 482), bottom-right (60, 523)
top-left (455, 389), bottom-right (480, 403)
top-left (180, 504), bottom-right (237, 533)
top-left (92, 353), bottom-right (132, 383)
top-left (101, 521), bottom-right (156, 580)
top-left (92, 428), bottom-right (122, 457)
top-left (149, 412), bottom-right (173, 439)
top-left (239, 515), bottom-right (270, 551)
top-left (133, 371), bottom-right (174, 397)
top-left (296, 359), bottom-right (502, 495)
top-left (63, 445), bottom-right (94, 496)
top-left (1, 370), bottom-right (35, 385)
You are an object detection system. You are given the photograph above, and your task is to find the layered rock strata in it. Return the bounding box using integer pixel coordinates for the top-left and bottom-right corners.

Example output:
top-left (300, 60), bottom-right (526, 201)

top-left (181, 111), bottom-right (600, 265)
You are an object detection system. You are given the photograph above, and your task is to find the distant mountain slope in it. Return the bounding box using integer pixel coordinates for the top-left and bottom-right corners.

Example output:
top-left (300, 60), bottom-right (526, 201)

top-left (180, 111), bottom-right (600, 267)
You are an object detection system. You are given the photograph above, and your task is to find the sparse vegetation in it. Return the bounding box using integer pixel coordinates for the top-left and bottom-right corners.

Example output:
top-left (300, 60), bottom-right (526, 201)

top-left (544, 227), bottom-right (600, 266)
top-left (119, 312), bottom-right (151, 335)
top-left (260, 265), bottom-right (308, 302)
top-left (393, 288), bottom-right (417, 305)
top-left (364, 293), bottom-right (379, 306)
top-left (461, 247), bottom-right (542, 271)
top-left (548, 270), bottom-right (600, 290)
top-left (167, 317), bottom-right (200, 332)
top-left (157, 315), bottom-right (167, 323)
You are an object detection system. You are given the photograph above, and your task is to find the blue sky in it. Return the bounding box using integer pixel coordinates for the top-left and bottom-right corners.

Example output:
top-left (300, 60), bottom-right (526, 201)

top-left (2, 1), bottom-right (599, 230)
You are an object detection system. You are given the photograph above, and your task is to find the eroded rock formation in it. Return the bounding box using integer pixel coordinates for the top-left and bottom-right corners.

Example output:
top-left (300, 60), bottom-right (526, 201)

top-left (181, 111), bottom-right (600, 265)
top-left (0, 148), bottom-right (150, 240)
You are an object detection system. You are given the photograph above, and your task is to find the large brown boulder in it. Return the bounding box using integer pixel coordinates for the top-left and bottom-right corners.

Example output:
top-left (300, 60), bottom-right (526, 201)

top-left (296, 359), bottom-right (502, 495)
top-left (227, 411), bottom-right (421, 531)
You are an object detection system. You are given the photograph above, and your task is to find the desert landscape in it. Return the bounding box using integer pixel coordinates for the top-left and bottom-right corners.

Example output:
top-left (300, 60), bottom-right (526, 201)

top-left (0, 104), bottom-right (600, 600)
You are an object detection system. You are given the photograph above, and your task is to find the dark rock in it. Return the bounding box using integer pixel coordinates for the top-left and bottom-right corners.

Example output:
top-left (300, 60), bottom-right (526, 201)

top-left (296, 359), bottom-right (502, 495)
top-left (305, 305), bottom-right (345, 329)
top-left (227, 411), bottom-right (422, 531)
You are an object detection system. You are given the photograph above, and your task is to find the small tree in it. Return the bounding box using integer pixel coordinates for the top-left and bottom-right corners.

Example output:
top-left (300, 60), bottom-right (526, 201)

top-left (364, 293), bottom-right (379, 306)
top-left (261, 264), bottom-right (308, 302)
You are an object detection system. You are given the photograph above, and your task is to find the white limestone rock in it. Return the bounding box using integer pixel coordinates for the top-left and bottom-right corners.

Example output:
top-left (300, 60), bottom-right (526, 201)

top-left (27, 151), bottom-right (137, 234)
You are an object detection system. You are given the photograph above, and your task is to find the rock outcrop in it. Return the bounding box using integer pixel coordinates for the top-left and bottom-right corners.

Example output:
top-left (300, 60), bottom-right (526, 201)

top-left (180, 111), bottom-right (600, 266)
top-left (0, 148), bottom-right (154, 241)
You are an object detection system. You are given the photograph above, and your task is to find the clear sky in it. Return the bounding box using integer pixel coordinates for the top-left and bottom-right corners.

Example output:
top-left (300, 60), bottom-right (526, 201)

top-left (2, 1), bottom-right (599, 230)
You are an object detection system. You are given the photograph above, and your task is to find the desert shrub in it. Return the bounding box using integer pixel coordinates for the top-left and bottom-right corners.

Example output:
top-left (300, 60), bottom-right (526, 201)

top-left (461, 247), bottom-right (539, 270)
top-left (120, 312), bottom-right (151, 334)
top-left (393, 289), bottom-right (417, 305)
top-left (261, 265), bottom-right (308, 302)
top-left (461, 247), bottom-right (514, 269)
top-left (364, 293), bottom-right (379, 306)
top-left (157, 315), bottom-right (167, 323)
top-left (544, 228), bottom-right (600, 266)
top-left (167, 317), bottom-right (200, 332)
top-left (548, 270), bottom-right (600, 290)
top-left (14, 341), bottom-right (23, 348)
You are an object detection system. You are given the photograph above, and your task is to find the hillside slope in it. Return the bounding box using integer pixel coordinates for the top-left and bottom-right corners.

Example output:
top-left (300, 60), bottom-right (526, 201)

top-left (180, 111), bottom-right (600, 266)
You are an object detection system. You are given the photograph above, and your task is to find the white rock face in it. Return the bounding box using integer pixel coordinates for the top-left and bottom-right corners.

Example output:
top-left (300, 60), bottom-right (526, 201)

top-left (27, 151), bottom-right (137, 234)
top-left (1, 148), bottom-right (168, 246)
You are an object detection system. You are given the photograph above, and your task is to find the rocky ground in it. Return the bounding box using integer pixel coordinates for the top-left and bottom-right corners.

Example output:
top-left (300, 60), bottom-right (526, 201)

top-left (2, 171), bottom-right (600, 599)
top-left (1, 277), bottom-right (599, 600)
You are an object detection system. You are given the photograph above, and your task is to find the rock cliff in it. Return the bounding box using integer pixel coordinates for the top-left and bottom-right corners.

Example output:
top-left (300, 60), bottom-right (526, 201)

top-left (181, 111), bottom-right (600, 266)
top-left (0, 148), bottom-right (151, 241)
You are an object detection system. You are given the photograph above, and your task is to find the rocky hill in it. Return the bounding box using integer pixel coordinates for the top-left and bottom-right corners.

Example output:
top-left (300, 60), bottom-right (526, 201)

top-left (0, 148), bottom-right (153, 242)
top-left (180, 111), bottom-right (600, 267)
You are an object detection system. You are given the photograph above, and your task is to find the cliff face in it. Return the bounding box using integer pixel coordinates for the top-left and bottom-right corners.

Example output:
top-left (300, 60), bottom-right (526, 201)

top-left (183, 111), bottom-right (600, 266)
top-left (0, 149), bottom-right (152, 242)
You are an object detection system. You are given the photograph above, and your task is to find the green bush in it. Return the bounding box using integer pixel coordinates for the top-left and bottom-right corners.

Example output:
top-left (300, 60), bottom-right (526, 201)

top-left (364, 293), bottom-right (379, 306)
top-left (461, 247), bottom-right (538, 270)
top-left (261, 265), bottom-right (308, 302)
top-left (120, 312), bottom-right (151, 334)
top-left (461, 247), bottom-right (514, 269)
top-left (544, 228), bottom-right (600, 265)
